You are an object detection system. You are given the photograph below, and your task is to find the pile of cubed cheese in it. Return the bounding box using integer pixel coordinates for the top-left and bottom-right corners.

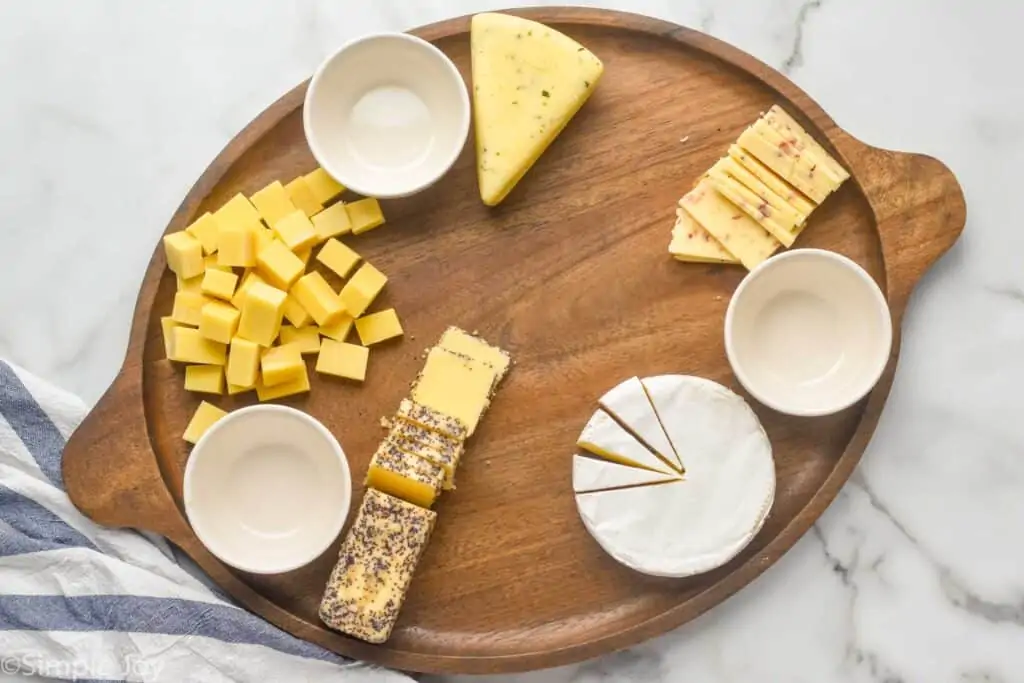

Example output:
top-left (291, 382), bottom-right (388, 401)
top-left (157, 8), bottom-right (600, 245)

top-left (669, 105), bottom-right (850, 270)
top-left (164, 168), bottom-right (403, 444)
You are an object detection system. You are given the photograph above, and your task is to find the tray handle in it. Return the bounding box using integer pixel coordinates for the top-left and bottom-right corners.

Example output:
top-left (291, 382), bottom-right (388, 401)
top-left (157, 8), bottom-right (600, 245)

top-left (840, 137), bottom-right (966, 319)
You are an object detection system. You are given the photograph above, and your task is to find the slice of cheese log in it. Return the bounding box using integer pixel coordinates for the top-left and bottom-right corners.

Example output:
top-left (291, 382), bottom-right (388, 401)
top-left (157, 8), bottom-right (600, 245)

top-left (471, 13), bottom-right (604, 206)
top-left (669, 209), bottom-right (739, 264)
top-left (572, 454), bottom-right (678, 494)
top-left (763, 106), bottom-right (849, 184)
top-left (680, 179), bottom-right (781, 270)
top-left (737, 126), bottom-right (830, 204)
top-left (728, 145), bottom-right (816, 216)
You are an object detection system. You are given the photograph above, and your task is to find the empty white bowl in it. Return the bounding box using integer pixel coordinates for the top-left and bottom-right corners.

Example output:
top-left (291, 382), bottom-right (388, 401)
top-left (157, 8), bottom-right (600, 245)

top-left (303, 33), bottom-right (471, 199)
top-left (724, 249), bottom-right (893, 417)
top-left (183, 405), bottom-right (351, 574)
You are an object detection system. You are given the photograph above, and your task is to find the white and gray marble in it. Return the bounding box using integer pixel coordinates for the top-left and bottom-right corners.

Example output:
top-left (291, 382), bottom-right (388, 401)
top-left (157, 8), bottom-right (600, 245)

top-left (1, 0), bottom-right (1021, 681)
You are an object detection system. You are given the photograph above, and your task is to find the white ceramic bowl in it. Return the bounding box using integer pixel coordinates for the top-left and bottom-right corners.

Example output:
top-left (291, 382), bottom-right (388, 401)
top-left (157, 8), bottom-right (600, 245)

top-left (303, 33), bottom-right (471, 199)
top-left (724, 249), bottom-right (893, 417)
top-left (183, 405), bottom-right (351, 574)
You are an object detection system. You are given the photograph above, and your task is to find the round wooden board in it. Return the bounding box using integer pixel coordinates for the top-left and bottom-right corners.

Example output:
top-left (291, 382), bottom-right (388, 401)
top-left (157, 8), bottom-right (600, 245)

top-left (63, 7), bottom-right (965, 675)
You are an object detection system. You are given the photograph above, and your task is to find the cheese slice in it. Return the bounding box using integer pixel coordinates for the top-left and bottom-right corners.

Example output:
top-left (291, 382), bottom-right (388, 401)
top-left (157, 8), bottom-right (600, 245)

top-left (470, 13), bottom-right (604, 206)
top-left (576, 375), bottom-right (775, 577)
top-left (572, 454), bottom-right (678, 493)
top-left (598, 376), bottom-right (682, 471)
top-left (410, 347), bottom-right (498, 436)
top-left (579, 410), bottom-right (673, 475)
top-left (669, 208), bottom-right (739, 264)
top-left (706, 172), bottom-right (796, 247)
top-left (739, 124), bottom-right (839, 204)
top-left (728, 145), bottom-right (816, 215)
top-left (680, 179), bottom-right (781, 271)
top-left (762, 106), bottom-right (849, 185)
top-left (710, 156), bottom-right (807, 229)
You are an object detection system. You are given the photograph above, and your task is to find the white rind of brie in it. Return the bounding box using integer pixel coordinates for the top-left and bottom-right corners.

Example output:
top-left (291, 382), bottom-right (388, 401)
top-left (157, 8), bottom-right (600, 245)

top-left (577, 375), bottom-right (775, 578)
top-left (572, 454), bottom-right (679, 493)
top-left (577, 410), bottom-right (674, 475)
top-left (598, 376), bottom-right (683, 472)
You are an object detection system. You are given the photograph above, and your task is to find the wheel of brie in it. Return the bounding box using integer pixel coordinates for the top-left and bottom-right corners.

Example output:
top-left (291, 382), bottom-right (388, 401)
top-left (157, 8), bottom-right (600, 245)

top-left (574, 375), bottom-right (775, 578)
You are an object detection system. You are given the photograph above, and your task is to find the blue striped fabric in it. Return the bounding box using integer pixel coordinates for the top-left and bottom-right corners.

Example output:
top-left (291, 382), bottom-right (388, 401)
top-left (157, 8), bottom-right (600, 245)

top-left (0, 360), bottom-right (403, 683)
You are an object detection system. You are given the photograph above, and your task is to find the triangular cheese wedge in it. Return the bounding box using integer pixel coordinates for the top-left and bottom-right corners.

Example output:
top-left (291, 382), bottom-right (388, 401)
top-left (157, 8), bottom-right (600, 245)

top-left (572, 454), bottom-right (678, 493)
top-left (598, 377), bottom-right (682, 472)
top-left (577, 410), bottom-right (674, 475)
top-left (669, 209), bottom-right (739, 264)
top-left (470, 13), bottom-right (604, 206)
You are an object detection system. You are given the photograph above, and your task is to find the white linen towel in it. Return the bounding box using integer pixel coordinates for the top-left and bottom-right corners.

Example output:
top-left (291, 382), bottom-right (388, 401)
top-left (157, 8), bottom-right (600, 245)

top-left (0, 359), bottom-right (411, 683)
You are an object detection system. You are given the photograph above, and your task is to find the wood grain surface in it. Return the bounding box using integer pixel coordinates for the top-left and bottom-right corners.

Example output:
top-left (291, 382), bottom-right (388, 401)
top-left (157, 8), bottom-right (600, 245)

top-left (61, 7), bottom-right (966, 675)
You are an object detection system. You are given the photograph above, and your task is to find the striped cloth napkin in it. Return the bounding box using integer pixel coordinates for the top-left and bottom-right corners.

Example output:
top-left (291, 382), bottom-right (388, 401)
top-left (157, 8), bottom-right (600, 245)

top-left (0, 360), bottom-right (410, 683)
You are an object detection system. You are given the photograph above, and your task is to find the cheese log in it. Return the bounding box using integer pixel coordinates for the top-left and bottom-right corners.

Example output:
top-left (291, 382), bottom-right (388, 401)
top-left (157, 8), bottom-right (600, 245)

top-left (707, 171), bottom-right (797, 247)
top-left (598, 376), bottom-right (681, 472)
top-left (319, 489), bottom-right (436, 643)
top-left (669, 207), bottom-right (740, 264)
top-left (680, 179), bottom-right (781, 271)
top-left (471, 13), bottom-right (603, 206)
top-left (763, 106), bottom-right (849, 184)
top-left (728, 144), bottom-right (816, 215)
top-left (572, 454), bottom-right (679, 494)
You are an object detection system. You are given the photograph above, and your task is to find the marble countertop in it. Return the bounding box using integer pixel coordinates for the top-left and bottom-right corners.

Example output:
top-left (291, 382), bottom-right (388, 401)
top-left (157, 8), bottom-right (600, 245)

top-left (1, 0), bottom-right (1018, 681)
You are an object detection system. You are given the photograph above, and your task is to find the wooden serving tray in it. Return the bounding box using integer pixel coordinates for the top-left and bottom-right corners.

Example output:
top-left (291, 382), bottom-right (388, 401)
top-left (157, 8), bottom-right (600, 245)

top-left (63, 7), bottom-right (965, 675)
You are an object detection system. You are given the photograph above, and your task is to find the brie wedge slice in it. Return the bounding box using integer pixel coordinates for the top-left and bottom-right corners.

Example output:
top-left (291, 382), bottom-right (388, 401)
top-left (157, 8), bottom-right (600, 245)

top-left (572, 454), bottom-right (679, 493)
top-left (577, 375), bottom-right (775, 577)
top-left (598, 377), bottom-right (682, 472)
top-left (577, 410), bottom-right (674, 475)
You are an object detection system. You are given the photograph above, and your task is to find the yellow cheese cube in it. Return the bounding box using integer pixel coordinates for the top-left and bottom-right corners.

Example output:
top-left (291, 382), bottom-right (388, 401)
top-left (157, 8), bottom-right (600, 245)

top-left (227, 382), bottom-right (255, 395)
top-left (169, 327), bottom-right (227, 365)
top-left (163, 231), bottom-right (205, 279)
top-left (338, 263), bottom-right (387, 317)
top-left (177, 273), bottom-right (203, 293)
top-left (319, 314), bottom-right (354, 342)
top-left (204, 254), bottom-right (231, 272)
top-left (282, 292), bottom-right (312, 328)
top-left (256, 239), bottom-right (304, 290)
top-left (272, 210), bottom-right (319, 252)
top-left (411, 347), bottom-right (498, 436)
top-left (316, 339), bottom-right (369, 381)
top-left (183, 401), bottom-right (228, 444)
top-left (250, 180), bottom-right (298, 227)
top-left (366, 439), bottom-right (445, 508)
top-left (160, 317), bottom-right (181, 358)
top-left (231, 271), bottom-right (264, 310)
top-left (285, 177), bottom-right (323, 217)
top-left (236, 281), bottom-right (287, 347)
top-left (184, 365), bottom-right (224, 394)
top-left (304, 167), bottom-right (345, 204)
top-left (316, 239), bottom-right (361, 279)
top-left (226, 337), bottom-right (261, 388)
top-left (200, 269), bottom-right (238, 301)
top-left (199, 301), bottom-right (241, 344)
top-left (296, 247), bottom-right (313, 266)
top-left (311, 202), bottom-right (352, 241)
top-left (396, 398), bottom-right (469, 442)
top-left (291, 272), bottom-right (345, 326)
top-left (171, 291), bottom-right (211, 326)
top-left (254, 225), bottom-right (276, 252)
top-left (186, 213), bottom-right (221, 255)
top-left (214, 193), bottom-right (261, 232)
top-left (260, 343), bottom-right (304, 387)
top-left (355, 309), bottom-right (403, 345)
top-left (319, 489), bottom-right (436, 643)
top-left (217, 222), bottom-right (258, 268)
top-left (280, 325), bottom-right (320, 354)
top-left (346, 198), bottom-right (385, 235)
top-left (256, 362), bottom-right (310, 401)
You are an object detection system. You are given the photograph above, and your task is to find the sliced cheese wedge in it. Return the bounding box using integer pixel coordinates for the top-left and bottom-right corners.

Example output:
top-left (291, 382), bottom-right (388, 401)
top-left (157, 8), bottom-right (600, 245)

top-left (470, 13), bottom-right (604, 206)
top-left (577, 375), bottom-right (775, 578)
top-left (706, 171), bottom-right (797, 247)
top-left (680, 179), bottom-right (781, 270)
top-left (572, 455), bottom-right (678, 493)
top-left (762, 105), bottom-right (849, 185)
top-left (728, 145), bottom-right (816, 216)
top-left (669, 208), bottom-right (739, 264)
top-left (598, 377), bottom-right (682, 472)
top-left (577, 410), bottom-right (674, 475)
